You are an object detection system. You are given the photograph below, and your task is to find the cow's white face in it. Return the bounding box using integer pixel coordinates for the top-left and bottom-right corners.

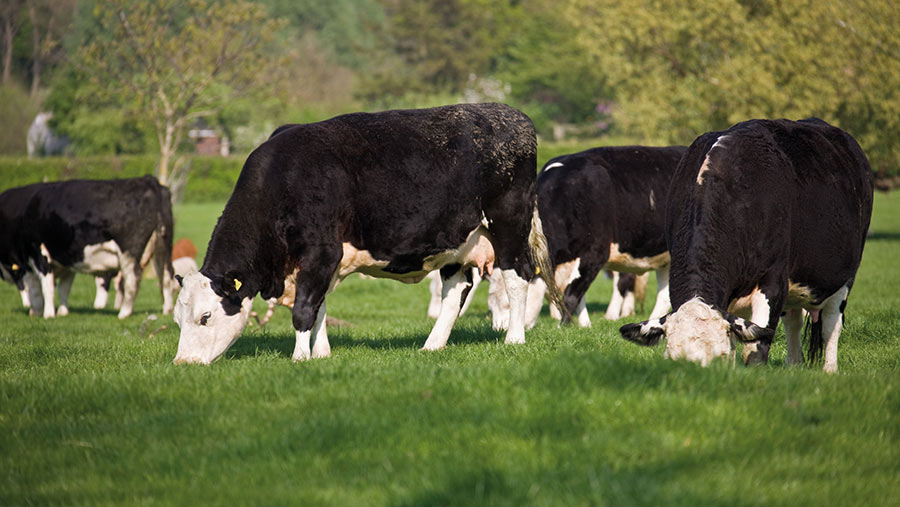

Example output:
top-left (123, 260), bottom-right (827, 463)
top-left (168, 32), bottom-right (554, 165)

top-left (620, 297), bottom-right (774, 367)
top-left (173, 272), bottom-right (252, 365)
top-left (662, 299), bottom-right (734, 366)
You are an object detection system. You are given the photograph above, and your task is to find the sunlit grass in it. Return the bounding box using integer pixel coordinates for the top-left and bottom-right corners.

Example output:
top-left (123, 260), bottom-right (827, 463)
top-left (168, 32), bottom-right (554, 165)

top-left (1, 192), bottom-right (898, 505)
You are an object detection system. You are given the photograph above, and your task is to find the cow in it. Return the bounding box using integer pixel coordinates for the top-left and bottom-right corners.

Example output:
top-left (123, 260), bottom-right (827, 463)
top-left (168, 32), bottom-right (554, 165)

top-left (0, 176), bottom-right (176, 319)
top-left (620, 118), bottom-right (874, 372)
top-left (172, 103), bottom-right (563, 365)
top-left (485, 146), bottom-right (685, 330)
top-left (172, 238), bottom-right (199, 279)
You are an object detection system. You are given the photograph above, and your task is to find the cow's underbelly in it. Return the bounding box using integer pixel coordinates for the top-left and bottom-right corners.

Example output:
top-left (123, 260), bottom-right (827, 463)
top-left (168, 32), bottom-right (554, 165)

top-left (70, 240), bottom-right (121, 273)
top-left (726, 280), bottom-right (827, 321)
top-left (337, 225), bottom-right (495, 285)
top-left (606, 243), bottom-right (670, 272)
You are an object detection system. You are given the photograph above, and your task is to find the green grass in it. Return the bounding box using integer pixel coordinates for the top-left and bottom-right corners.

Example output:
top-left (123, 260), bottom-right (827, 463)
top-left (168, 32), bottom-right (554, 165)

top-left (2, 192), bottom-right (899, 505)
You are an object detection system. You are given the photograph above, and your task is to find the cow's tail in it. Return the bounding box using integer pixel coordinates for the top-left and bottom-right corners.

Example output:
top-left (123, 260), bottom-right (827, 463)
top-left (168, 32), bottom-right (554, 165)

top-left (804, 312), bottom-right (825, 364)
top-left (527, 206), bottom-right (568, 320)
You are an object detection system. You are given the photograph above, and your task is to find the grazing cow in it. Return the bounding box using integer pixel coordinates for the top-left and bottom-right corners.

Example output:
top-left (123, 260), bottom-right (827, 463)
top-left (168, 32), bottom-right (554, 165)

top-left (0, 176), bottom-right (176, 319)
top-left (487, 146), bottom-right (685, 330)
top-left (620, 118), bottom-right (873, 372)
top-left (173, 103), bottom-right (562, 365)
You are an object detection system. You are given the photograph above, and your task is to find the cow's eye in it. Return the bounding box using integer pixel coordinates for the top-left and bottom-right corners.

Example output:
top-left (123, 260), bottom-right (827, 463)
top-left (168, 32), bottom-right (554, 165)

top-left (199, 312), bottom-right (211, 326)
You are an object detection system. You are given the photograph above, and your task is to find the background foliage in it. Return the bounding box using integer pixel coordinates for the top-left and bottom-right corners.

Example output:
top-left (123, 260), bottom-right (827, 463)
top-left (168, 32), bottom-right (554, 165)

top-left (2, 0), bottom-right (897, 178)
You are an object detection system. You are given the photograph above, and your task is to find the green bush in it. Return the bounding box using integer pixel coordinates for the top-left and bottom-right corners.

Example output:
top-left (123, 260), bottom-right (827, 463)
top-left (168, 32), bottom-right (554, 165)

top-left (0, 155), bottom-right (243, 203)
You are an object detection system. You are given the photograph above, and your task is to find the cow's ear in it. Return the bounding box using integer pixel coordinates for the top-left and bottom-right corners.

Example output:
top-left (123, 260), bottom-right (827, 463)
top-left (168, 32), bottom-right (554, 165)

top-left (175, 274), bottom-right (183, 287)
top-left (729, 317), bottom-right (775, 342)
top-left (620, 315), bottom-right (667, 346)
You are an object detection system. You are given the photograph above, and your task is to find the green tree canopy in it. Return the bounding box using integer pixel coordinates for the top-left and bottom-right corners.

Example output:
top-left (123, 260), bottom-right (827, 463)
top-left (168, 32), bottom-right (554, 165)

top-left (567, 0), bottom-right (900, 173)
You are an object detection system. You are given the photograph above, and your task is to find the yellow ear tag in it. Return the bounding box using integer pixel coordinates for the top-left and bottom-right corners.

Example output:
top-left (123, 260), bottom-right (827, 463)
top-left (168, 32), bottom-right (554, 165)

top-left (233, 278), bottom-right (242, 291)
top-left (535, 266), bottom-right (541, 275)
top-left (11, 264), bottom-right (18, 270)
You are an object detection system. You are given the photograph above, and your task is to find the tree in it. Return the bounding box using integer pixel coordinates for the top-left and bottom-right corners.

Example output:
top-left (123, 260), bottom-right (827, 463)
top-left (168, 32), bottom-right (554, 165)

top-left (0, 0), bottom-right (24, 83)
top-left (26, 0), bottom-right (75, 97)
top-left (73, 0), bottom-right (286, 186)
top-left (566, 0), bottom-right (900, 175)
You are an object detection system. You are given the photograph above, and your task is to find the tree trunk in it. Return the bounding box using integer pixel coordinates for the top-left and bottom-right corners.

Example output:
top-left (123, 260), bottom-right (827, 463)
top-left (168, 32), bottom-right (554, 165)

top-left (2, 17), bottom-right (13, 83)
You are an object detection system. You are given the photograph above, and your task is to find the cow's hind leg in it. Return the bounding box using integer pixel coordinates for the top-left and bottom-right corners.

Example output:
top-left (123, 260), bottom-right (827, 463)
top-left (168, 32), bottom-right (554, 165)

top-left (819, 285), bottom-right (850, 374)
top-left (605, 271), bottom-right (625, 320)
top-left (562, 261), bottom-right (601, 328)
top-left (422, 265), bottom-right (472, 350)
top-left (782, 308), bottom-right (804, 366)
top-left (93, 274), bottom-right (113, 309)
top-left (116, 253), bottom-right (142, 319)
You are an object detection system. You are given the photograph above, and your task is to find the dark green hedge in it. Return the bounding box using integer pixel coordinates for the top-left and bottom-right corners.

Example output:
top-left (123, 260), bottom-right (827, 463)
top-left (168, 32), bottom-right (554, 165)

top-left (0, 155), bottom-right (244, 203)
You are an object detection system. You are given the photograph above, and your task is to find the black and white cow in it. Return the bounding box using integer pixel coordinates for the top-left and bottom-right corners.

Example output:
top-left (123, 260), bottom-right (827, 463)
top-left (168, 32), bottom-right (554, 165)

top-left (491, 146), bottom-right (685, 329)
top-left (620, 118), bottom-right (874, 372)
top-left (0, 176), bottom-right (176, 319)
top-left (172, 103), bottom-right (562, 365)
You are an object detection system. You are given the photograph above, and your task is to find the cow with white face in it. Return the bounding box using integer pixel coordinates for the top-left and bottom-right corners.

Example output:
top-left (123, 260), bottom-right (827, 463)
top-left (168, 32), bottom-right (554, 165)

top-left (173, 103), bottom-right (563, 365)
top-left (0, 176), bottom-right (175, 319)
top-left (620, 118), bottom-right (874, 372)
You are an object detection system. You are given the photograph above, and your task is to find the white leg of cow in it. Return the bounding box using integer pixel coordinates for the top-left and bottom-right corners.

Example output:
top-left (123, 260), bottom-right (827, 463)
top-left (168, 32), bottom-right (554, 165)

top-left (294, 303), bottom-right (328, 361)
top-left (620, 290), bottom-right (636, 318)
top-left (311, 302), bottom-right (331, 359)
top-left (575, 295), bottom-right (591, 328)
top-left (524, 277), bottom-right (546, 329)
top-left (648, 265), bottom-right (671, 320)
top-left (782, 308), bottom-right (804, 366)
top-left (24, 271), bottom-right (44, 317)
top-left (93, 276), bottom-right (110, 309)
top-left (821, 286), bottom-right (849, 374)
top-left (741, 289), bottom-right (773, 362)
top-left (117, 254), bottom-right (140, 319)
top-left (501, 269), bottom-right (528, 345)
top-left (605, 272), bottom-right (624, 320)
top-left (29, 266), bottom-right (55, 319)
top-left (458, 267), bottom-right (481, 317)
top-left (56, 270), bottom-right (76, 317)
top-left (487, 269), bottom-right (509, 331)
top-left (113, 272), bottom-right (124, 310)
top-left (422, 269), bottom-right (470, 351)
top-left (548, 300), bottom-right (561, 321)
top-left (20, 288), bottom-right (30, 308)
top-left (426, 271), bottom-right (442, 319)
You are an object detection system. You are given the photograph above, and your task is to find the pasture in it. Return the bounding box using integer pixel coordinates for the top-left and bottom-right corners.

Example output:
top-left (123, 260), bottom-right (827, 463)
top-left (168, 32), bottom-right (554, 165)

top-left (1, 190), bottom-right (899, 505)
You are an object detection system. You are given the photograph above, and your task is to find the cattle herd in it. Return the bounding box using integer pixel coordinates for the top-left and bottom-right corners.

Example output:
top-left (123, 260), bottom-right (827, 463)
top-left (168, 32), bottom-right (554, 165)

top-left (0, 103), bottom-right (874, 372)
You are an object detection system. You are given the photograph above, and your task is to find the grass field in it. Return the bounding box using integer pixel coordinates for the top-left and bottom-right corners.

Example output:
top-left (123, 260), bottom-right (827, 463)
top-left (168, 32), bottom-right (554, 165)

top-left (1, 190), bottom-right (899, 505)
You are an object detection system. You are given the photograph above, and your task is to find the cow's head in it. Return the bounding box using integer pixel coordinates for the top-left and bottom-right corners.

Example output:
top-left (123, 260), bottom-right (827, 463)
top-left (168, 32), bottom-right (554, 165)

top-left (619, 297), bottom-right (774, 366)
top-left (172, 271), bottom-right (253, 365)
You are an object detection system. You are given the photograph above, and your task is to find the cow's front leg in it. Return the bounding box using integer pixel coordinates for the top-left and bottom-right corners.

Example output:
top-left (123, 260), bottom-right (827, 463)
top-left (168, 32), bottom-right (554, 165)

top-left (294, 302), bottom-right (329, 361)
top-left (742, 283), bottom-right (784, 365)
top-left (24, 271), bottom-right (44, 317)
top-left (55, 269), bottom-right (76, 316)
top-left (28, 260), bottom-right (55, 318)
top-left (422, 265), bottom-right (471, 350)
top-left (561, 262), bottom-right (600, 328)
top-left (291, 246), bottom-right (341, 361)
top-left (648, 264), bottom-right (671, 320)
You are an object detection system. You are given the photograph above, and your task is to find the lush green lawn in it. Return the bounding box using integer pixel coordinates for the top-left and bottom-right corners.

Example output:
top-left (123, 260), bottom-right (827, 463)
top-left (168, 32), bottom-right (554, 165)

top-left (1, 191), bottom-right (899, 505)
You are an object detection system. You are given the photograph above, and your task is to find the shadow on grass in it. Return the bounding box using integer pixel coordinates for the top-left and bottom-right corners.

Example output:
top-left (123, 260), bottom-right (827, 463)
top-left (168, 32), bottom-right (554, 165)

top-left (866, 231), bottom-right (900, 241)
top-left (225, 321), bottom-right (505, 360)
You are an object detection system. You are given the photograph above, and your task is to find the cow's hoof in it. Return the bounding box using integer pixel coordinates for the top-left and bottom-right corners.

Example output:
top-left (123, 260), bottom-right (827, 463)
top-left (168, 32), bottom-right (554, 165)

top-left (57, 306), bottom-right (69, 317)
